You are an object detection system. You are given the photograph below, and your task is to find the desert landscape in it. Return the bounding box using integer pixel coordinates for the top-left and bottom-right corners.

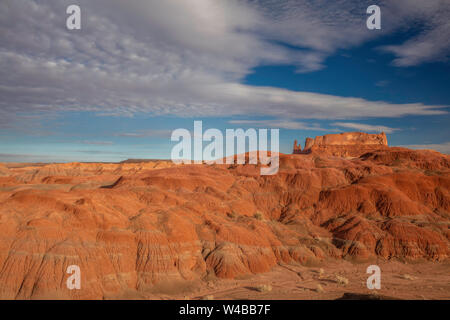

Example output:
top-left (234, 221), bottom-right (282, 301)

top-left (1, 1), bottom-right (450, 308)
top-left (0, 132), bottom-right (448, 300)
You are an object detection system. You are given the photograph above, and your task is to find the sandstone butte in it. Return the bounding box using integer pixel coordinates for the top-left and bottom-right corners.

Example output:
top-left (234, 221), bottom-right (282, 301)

top-left (293, 131), bottom-right (389, 157)
top-left (0, 132), bottom-right (449, 299)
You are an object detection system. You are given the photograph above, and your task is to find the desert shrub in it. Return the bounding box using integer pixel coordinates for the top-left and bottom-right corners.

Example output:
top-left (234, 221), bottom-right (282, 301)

top-left (227, 211), bottom-right (237, 219)
top-left (255, 284), bottom-right (272, 293)
top-left (335, 275), bottom-right (349, 285)
top-left (400, 274), bottom-right (417, 280)
top-left (318, 268), bottom-right (325, 279)
top-left (254, 212), bottom-right (263, 220)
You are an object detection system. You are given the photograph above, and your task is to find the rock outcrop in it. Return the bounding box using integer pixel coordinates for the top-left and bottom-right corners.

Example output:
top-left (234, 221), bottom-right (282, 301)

top-left (294, 132), bottom-right (389, 157)
top-left (0, 146), bottom-right (449, 299)
top-left (293, 140), bottom-right (302, 153)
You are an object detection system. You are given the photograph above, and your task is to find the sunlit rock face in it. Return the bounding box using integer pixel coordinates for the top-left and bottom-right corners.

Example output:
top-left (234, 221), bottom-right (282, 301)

top-left (294, 132), bottom-right (389, 157)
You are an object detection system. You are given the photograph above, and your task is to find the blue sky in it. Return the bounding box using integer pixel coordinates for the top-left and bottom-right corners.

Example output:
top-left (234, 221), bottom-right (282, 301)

top-left (1, 0), bottom-right (449, 162)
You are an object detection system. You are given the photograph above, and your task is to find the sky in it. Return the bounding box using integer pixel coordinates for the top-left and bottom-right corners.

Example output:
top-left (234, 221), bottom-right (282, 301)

top-left (0, 0), bottom-right (449, 162)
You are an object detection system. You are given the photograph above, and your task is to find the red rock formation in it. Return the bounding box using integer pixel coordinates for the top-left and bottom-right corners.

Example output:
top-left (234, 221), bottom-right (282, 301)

top-left (295, 132), bottom-right (389, 157)
top-left (0, 146), bottom-right (449, 299)
top-left (305, 137), bottom-right (315, 150)
top-left (293, 140), bottom-right (302, 153)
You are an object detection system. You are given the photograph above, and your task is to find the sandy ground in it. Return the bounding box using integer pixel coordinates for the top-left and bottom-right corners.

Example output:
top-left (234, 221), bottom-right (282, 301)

top-left (140, 260), bottom-right (450, 300)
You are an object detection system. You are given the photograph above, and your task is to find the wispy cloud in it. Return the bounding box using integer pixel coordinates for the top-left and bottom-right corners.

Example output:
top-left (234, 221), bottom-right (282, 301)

top-left (375, 80), bottom-right (390, 87)
top-left (79, 140), bottom-right (114, 146)
top-left (400, 142), bottom-right (450, 154)
top-left (379, 0), bottom-right (450, 67)
top-left (0, 153), bottom-right (68, 163)
top-left (75, 150), bottom-right (127, 155)
top-left (332, 122), bottom-right (400, 134)
top-left (228, 120), bottom-right (329, 130)
top-left (116, 129), bottom-right (172, 138)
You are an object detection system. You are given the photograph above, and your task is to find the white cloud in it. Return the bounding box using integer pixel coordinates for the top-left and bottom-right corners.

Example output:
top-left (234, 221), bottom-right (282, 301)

top-left (379, 0), bottom-right (450, 66)
top-left (400, 142), bottom-right (450, 154)
top-left (0, 0), bottom-right (448, 126)
top-left (228, 120), bottom-right (329, 130)
top-left (116, 129), bottom-right (172, 138)
top-left (212, 84), bottom-right (445, 119)
top-left (332, 122), bottom-right (400, 134)
top-left (80, 140), bottom-right (114, 145)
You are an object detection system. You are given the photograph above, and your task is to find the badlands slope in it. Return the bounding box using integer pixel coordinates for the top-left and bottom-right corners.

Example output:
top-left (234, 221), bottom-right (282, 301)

top-left (0, 148), bottom-right (449, 299)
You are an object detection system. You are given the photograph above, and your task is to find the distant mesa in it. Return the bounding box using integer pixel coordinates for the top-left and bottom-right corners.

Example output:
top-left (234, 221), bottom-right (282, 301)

top-left (293, 131), bottom-right (389, 157)
top-left (120, 159), bottom-right (161, 163)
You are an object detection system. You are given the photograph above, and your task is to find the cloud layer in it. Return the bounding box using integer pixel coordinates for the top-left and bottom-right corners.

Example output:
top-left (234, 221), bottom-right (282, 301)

top-left (400, 142), bottom-right (450, 154)
top-left (380, 0), bottom-right (450, 66)
top-left (0, 0), bottom-right (449, 126)
top-left (332, 122), bottom-right (399, 134)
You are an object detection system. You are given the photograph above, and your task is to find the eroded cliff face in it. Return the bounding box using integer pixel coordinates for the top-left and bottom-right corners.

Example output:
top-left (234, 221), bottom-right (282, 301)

top-left (311, 132), bottom-right (387, 147)
top-left (294, 132), bottom-right (389, 157)
top-left (0, 147), bottom-right (449, 299)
